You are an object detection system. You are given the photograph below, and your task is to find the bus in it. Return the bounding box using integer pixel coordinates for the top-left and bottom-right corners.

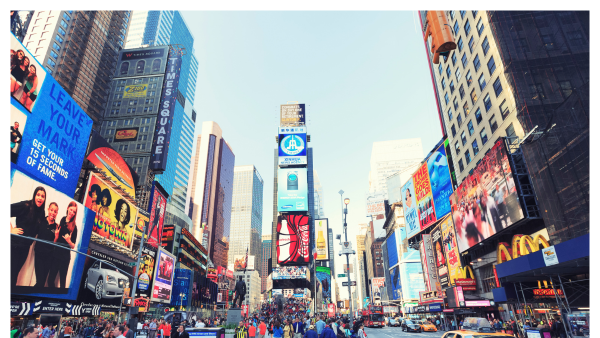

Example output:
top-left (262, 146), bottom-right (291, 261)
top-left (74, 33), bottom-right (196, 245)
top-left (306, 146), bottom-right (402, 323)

top-left (361, 305), bottom-right (385, 328)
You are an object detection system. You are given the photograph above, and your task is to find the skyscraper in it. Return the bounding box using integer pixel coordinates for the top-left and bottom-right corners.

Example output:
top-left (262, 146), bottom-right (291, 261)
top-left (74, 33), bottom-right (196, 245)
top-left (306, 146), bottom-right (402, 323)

top-left (22, 10), bottom-right (131, 128)
top-left (313, 170), bottom-right (324, 218)
top-left (125, 11), bottom-right (198, 106)
top-left (228, 165), bottom-right (264, 271)
top-left (261, 234), bottom-right (272, 294)
top-left (369, 139), bottom-right (424, 197)
top-left (187, 122), bottom-right (235, 268)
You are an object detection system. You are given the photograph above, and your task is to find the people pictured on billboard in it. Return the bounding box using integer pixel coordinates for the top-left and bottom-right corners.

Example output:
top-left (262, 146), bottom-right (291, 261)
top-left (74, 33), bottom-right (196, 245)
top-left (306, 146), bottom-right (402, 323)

top-left (84, 260), bottom-right (130, 300)
top-left (450, 139), bottom-right (524, 252)
top-left (19, 64), bottom-right (39, 110)
top-left (10, 121), bottom-right (23, 162)
top-left (87, 184), bottom-right (102, 213)
top-left (10, 53), bottom-right (29, 96)
top-left (11, 36), bottom-right (46, 113)
top-left (97, 189), bottom-right (112, 217)
top-left (51, 202), bottom-right (79, 288)
top-left (34, 202), bottom-right (59, 287)
top-left (158, 253), bottom-right (174, 280)
top-left (114, 199), bottom-right (133, 243)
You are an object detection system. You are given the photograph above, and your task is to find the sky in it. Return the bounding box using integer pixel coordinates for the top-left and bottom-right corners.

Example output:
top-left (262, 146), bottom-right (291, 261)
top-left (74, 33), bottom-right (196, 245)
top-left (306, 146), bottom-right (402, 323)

top-left (181, 11), bottom-right (443, 299)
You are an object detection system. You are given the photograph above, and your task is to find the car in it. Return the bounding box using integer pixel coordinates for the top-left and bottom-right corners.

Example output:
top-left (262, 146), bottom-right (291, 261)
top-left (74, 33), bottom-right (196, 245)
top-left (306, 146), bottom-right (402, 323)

top-left (84, 260), bottom-right (130, 300)
top-left (415, 319), bottom-right (438, 332)
top-left (401, 319), bottom-right (421, 333)
top-left (441, 317), bottom-right (514, 338)
top-left (388, 318), bottom-right (400, 327)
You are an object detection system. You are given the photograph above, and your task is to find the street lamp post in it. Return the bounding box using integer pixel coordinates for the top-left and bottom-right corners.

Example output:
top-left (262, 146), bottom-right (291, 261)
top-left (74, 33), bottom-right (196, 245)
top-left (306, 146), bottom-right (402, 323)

top-left (339, 190), bottom-right (354, 323)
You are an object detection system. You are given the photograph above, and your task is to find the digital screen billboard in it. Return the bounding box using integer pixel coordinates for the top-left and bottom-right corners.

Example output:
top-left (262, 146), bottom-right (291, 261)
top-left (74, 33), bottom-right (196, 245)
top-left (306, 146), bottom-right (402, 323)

top-left (427, 144), bottom-right (454, 217)
top-left (280, 104), bottom-right (305, 125)
top-left (83, 173), bottom-right (138, 250)
top-left (389, 264), bottom-right (402, 300)
top-left (277, 214), bottom-right (310, 265)
top-left (234, 255), bottom-right (255, 271)
top-left (147, 182), bottom-right (167, 248)
top-left (420, 234), bottom-right (441, 293)
top-left (315, 219), bottom-right (329, 261)
top-left (278, 126), bottom-right (307, 165)
top-left (277, 168), bottom-right (308, 212)
top-left (151, 247), bottom-right (176, 303)
top-left (11, 34), bottom-right (48, 113)
top-left (430, 224), bottom-right (449, 289)
top-left (440, 215), bottom-right (462, 286)
top-left (86, 142), bottom-right (136, 200)
top-left (450, 139), bottom-right (524, 252)
top-left (401, 178), bottom-right (420, 238)
top-left (414, 164), bottom-right (437, 231)
top-left (316, 266), bottom-right (331, 300)
top-left (134, 245), bottom-right (156, 298)
top-left (272, 266), bottom-right (309, 280)
top-left (386, 230), bottom-right (399, 269)
top-left (114, 127), bottom-right (139, 143)
top-left (400, 261), bottom-right (426, 300)
top-left (10, 167), bottom-right (94, 300)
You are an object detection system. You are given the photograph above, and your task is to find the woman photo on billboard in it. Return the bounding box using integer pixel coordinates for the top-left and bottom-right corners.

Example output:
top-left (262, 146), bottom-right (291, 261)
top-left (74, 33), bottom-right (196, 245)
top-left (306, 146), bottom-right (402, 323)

top-left (19, 64), bottom-right (39, 110)
top-left (113, 198), bottom-right (133, 247)
top-left (34, 202), bottom-right (60, 288)
top-left (10, 50), bottom-right (27, 95)
top-left (87, 184), bottom-right (102, 213)
top-left (97, 189), bottom-right (112, 217)
top-left (11, 186), bottom-right (46, 286)
top-left (49, 201), bottom-right (79, 288)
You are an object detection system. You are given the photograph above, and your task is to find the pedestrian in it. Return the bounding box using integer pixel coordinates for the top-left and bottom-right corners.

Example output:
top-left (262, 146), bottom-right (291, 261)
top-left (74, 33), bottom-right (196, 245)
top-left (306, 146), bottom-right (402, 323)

top-left (23, 327), bottom-right (40, 338)
top-left (258, 319), bottom-right (267, 338)
top-left (236, 321), bottom-right (248, 338)
top-left (292, 318), bottom-right (303, 338)
top-left (304, 326), bottom-right (317, 338)
top-left (177, 326), bottom-right (188, 338)
top-left (320, 321), bottom-right (335, 338)
top-left (272, 321), bottom-right (283, 338)
top-left (149, 319), bottom-right (158, 338)
top-left (63, 322), bottom-right (73, 338)
top-left (249, 322), bottom-right (256, 338)
top-left (315, 317), bottom-right (325, 338)
top-left (551, 317), bottom-right (566, 338)
top-left (357, 324), bottom-right (365, 338)
top-left (112, 326), bottom-right (125, 338)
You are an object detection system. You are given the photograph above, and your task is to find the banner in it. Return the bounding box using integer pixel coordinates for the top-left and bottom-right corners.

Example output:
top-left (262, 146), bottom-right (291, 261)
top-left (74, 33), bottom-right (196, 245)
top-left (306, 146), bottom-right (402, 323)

top-left (114, 128), bottom-right (139, 142)
top-left (316, 266), bottom-right (331, 300)
top-left (272, 266), bottom-right (308, 280)
top-left (401, 178), bottom-right (420, 238)
top-left (149, 47), bottom-right (183, 172)
top-left (277, 214), bottom-right (310, 265)
top-left (427, 144), bottom-right (454, 217)
top-left (420, 234), bottom-right (441, 293)
top-left (122, 84), bottom-right (148, 98)
top-left (315, 219), bottom-right (329, 261)
top-left (440, 216), bottom-right (463, 286)
top-left (147, 182), bottom-right (167, 248)
top-left (414, 164), bottom-right (437, 231)
top-left (151, 247), bottom-right (176, 303)
top-left (83, 173), bottom-right (137, 250)
top-left (10, 167), bottom-right (94, 300)
top-left (234, 255), bottom-right (255, 270)
top-left (431, 225), bottom-right (449, 289)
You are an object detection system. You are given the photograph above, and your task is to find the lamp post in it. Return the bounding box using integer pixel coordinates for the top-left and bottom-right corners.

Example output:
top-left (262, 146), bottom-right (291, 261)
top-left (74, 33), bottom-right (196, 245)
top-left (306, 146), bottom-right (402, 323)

top-left (338, 192), bottom-right (355, 324)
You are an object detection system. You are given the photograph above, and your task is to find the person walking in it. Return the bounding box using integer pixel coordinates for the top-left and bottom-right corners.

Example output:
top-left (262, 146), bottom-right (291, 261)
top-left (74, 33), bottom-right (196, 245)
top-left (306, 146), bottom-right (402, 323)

top-left (272, 321), bottom-right (283, 338)
top-left (292, 318), bottom-right (303, 338)
top-left (551, 317), bottom-right (566, 338)
top-left (235, 321), bottom-right (248, 338)
top-left (304, 326), bottom-right (317, 338)
top-left (357, 324), bottom-right (365, 338)
top-left (148, 319), bottom-right (158, 338)
top-left (315, 317), bottom-right (325, 338)
top-left (319, 321), bottom-right (335, 338)
top-left (257, 319), bottom-right (267, 338)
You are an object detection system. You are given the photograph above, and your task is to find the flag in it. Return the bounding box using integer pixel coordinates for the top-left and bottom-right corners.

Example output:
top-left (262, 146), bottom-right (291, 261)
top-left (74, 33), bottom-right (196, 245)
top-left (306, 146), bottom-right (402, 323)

top-left (312, 246), bottom-right (318, 261)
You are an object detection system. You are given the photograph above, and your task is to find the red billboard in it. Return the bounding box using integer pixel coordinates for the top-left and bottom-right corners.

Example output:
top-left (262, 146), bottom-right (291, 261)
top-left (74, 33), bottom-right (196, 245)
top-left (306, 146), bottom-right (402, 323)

top-left (147, 182), bottom-right (167, 248)
top-left (277, 214), bottom-right (310, 265)
top-left (413, 163), bottom-right (437, 230)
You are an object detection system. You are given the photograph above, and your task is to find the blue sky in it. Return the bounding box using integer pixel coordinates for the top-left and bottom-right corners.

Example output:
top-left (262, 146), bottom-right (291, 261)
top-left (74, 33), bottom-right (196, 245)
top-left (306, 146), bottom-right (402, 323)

top-left (181, 11), bottom-right (443, 298)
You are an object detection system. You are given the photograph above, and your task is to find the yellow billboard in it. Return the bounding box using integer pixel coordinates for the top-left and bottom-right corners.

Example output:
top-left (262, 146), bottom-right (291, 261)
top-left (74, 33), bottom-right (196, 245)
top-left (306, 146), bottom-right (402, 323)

top-left (123, 84), bottom-right (148, 98)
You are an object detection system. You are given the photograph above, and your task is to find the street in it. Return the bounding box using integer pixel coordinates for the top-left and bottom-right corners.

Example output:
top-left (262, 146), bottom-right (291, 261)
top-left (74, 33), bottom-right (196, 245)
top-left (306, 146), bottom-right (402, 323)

top-left (364, 326), bottom-right (445, 338)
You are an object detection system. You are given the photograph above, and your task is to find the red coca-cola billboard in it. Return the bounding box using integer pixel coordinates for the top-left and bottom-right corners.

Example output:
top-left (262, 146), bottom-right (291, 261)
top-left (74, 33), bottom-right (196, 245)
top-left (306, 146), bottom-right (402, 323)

top-left (277, 213), bottom-right (310, 265)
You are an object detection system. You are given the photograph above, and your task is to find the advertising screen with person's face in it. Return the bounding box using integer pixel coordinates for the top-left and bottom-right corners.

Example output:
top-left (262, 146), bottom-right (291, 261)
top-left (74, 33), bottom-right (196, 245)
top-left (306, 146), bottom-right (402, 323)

top-left (402, 178), bottom-right (420, 238)
top-left (450, 139), bottom-right (525, 252)
top-left (147, 183), bottom-right (167, 248)
top-left (151, 248), bottom-right (175, 303)
top-left (11, 34), bottom-right (47, 113)
top-left (83, 173), bottom-right (138, 250)
top-left (10, 167), bottom-right (94, 300)
top-left (440, 215), bottom-right (463, 286)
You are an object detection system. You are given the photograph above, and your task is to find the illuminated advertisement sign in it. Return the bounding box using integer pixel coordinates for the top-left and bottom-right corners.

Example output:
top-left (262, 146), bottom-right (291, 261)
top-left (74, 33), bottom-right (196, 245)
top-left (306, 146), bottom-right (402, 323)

top-left (10, 167), bottom-right (94, 300)
top-left (420, 234), bottom-right (441, 293)
top-left (315, 219), bottom-right (329, 261)
top-left (430, 225), bottom-right (449, 289)
top-left (414, 163), bottom-right (437, 231)
top-left (134, 245), bottom-right (156, 298)
top-left (278, 126), bottom-right (307, 165)
top-left (83, 173), bottom-right (137, 250)
top-left (151, 247), bottom-right (176, 303)
top-left (114, 128), bottom-right (139, 142)
top-left (277, 168), bottom-right (308, 212)
top-left (120, 48), bottom-right (165, 61)
top-left (386, 230), bottom-right (399, 269)
top-left (86, 141), bottom-right (136, 200)
top-left (280, 104), bottom-right (305, 125)
top-left (272, 266), bottom-right (309, 280)
top-left (401, 178), bottom-right (420, 238)
top-left (149, 48), bottom-right (182, 172)
top-left (316, 266), bottom-right (331, 300)
top-left (428, 144), bottom-right (454, 217)
top-left (440, 215), bottom-right (463, 286)
top-left (123, 84), bottom-right (148, 98)
top-left (450, 139), bottom-right (525, 252)
top-left (276, 214), bottom-right (310, 265)
top-left (234, 255), bottom-right (255, 271)
top-left (147, 182), bottom-right (167, 248)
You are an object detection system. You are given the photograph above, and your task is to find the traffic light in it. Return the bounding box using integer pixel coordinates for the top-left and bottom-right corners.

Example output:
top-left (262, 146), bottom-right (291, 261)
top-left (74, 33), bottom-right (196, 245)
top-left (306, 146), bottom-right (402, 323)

top-left (423, 11), bottom-right (457, 64)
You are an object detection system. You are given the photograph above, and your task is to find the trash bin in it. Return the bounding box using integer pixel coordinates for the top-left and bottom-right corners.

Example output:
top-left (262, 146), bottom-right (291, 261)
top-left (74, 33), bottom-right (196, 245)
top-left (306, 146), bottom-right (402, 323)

top-left (185, 327), bottom-right (226, 338)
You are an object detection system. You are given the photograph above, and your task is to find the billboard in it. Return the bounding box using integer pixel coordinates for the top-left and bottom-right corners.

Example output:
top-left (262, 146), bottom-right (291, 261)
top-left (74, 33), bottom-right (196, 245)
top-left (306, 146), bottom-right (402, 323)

top-left (86, 140), bottom-right (136, 200)
top-left (401, 178), bottom-right (420, 238)
top-left (277, 214), bottom-right (310, 265)
top-left (450, 139), bottom-right (524, 252)
top-left (371, 277), bottom-right (385, 300)
top-left (277, 168), bottom-right (308, 212)
top-left (134, 245), bottom-right (156, 298)
top-left (414, 164), bottom-right (437, 231)
top-left (420, 234), bottom-right (441, 293)
top-left (430, 225), bottom-right (449, 289)
top-left (366, 192), bottom-right (386, 217)
top-left (272, 266), bottom-right (309, 280)
top-left (170, 268), bottom-right (191, 307)
top-left (278, 126), bottom-right (307, 165)
top-left (122, 84), bottom-right (148, 98)
top-left (234, 255), bottom-right (255, 271)
top-left (389, 264), bottom-right (402, 300)
top-left (76, 244), bottom-right (134, 312)
top-left (147, 182), bottom-right (167, 248)
top-left (151, 247), bottom-right (176, 303)
top-left (114, 128), bottom-right (139, 142)
top-left (400, 261), bottom-right (426, 300)
top-left (315, 219), bottom-right (329, 261)
top-left (427, 144), bottom-right (454, 217)
top-left (316, 266), bottom-right (332, 300)
top-left (10, 167), bottom-right (94, 300)
top-left (10, 103), bottom-right (28, 164)
top-left (83, 173), bottom-right (137, 250)
top-left (441, 215), bottom-right (463, 286)
top-left (150, 47), bottom-right (183, 172)
top-left (280, 104), bottom-right (305, 125)
top-left (386, 230), bottom-right (399, 269)
top-left (10, 34), bottom-right (47, 112)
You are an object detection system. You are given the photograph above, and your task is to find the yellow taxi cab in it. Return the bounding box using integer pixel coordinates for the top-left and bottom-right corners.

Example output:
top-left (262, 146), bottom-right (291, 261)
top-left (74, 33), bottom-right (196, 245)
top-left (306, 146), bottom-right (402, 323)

top-left (441, 318), bottom-right (514, 338)
top-left (414, 319), bottom-right (438, 332)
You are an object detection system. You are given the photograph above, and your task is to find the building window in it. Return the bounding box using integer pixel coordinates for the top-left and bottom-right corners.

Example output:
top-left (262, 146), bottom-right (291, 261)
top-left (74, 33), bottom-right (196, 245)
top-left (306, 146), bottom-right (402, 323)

top-left (110, 109), bottom-right (119, 115)
top-left (457, 112), bottom-right (463, 127)
top-left (453, 98), bottom-right (459, 111)
top-left (60, 20), bottom-right (68, 29)
top-left (147, 91), bottom-right (156, 96)
top-left (461, 53), bottom-right (468, 68)
top-left (483, 93), bottom-right (492, 111)
top-left (475, 107), bottom-right (482, 124)
top-left (493, 77), bottom-right (503, 97)
top-left (464, 20), bottom-right (471, 36)
top-left (141, 126), bottom-right (149, 132)
top-left (63, 12), bottom-right (70, 21)
top-left (152, 59), bottom-right (161, 71)
top-left (482, 37), bottom-right (490, 56)
top-left (463, 101), bottom-right (470, 116)
top-left (441, 78), bottom-right (446, 90)
top-left (456, 67), bottom-right (462, 81)
top-left (438, 63), bottom-right (443, 75)
top-left (124, 119), bottom-right (134, 126)
top-left (480, 127), bottom-right (488, 145)
top-left (142, 118), bottom-right (151, 124)
top-left (450, 80), bottom-right (455, 94)
top-left (472, 10), bottom-right (478, 18)
top-left (105, 129), bottom-right (114, 135)
top-left (461, 131), bottom-right (467, 146)
top-left (114, 93), bottom-right (122, 100)
top-left (143, 106), bottom-right (153, 112)
top-left (470, 88), bottom-right (478, 104)
top-left (451, 124), bottom-right (457, 137)
top-left (489, 114), bottom-right (498, 133)
top-left (136, 60), bottom-right (145, 74)
top-left (487, 56), bottom-right (496, 75)
top-left (136, 144), bottom-right (146, 150)
top-left (53, 41), bottom-right (61, 52)
top-left (444, 92), bottom-right (449, 105)
top-left (473, 54), bottom-right (481, 72)
top-left (458, 158), bottom-right (464, 172)
top-left (145, 98), bottom-right (155, 104)
top-left (478, 73), bottom-right (487, 90)
top-left (506, 123), bottom-right (517, 144)
top-left (559, 80), bottom-right (573, 97)
top-left (476, 17), bottom-right (484, 35)
top-left (499, 100), bottom-right (509, 120)
top-left (459, 84), bottom-right (465, 99)
top-left (118, 145), bottom-right (128, 151)
top-left (460, 10), bottom-right (466, 18)
top-left (541, 34), bottom-right (554, 50)
top-left (468, 36), bottom-right (475, 53)
top-left (133, 78), bottom-right (143, 84)
top-left (567, 30), bottom-right (585, 46)
top-left (472, 139), bottom-right (479, 156)
top-left (55, 34), bottom-right (64, 43)
top-left (467, 120), bottom-right (475, 136)
top-left (453, 20), bottom-right (459, 36)
top-left (47, 58), bottom-right (56, 68)
top-left (465, 148), bottom-right (472, 164)
top-left (451, 52), bottom-right (457, 66)
top-left (58, 27), bottom-right (66, 36)
top-left (466, 70), bottom-right (473, 86)
top-left (455, 141), bottom-right (461, 155)
top-left (127, 108), bottom-right (136, 113)
top-left (457, 37), bottom-right (463, 52)
top-left (140, 135), bottom-right (148, 141)
top-left (120, 62), bottom-right (129, 75)
top-left (129, 100), bottom-right (138, 106)
top-left (446, 65), bottom-right (451, 78)
top-left (113, 101), bottom-right (122, 107)
top-left (447, 107), bottom-right (453, 121)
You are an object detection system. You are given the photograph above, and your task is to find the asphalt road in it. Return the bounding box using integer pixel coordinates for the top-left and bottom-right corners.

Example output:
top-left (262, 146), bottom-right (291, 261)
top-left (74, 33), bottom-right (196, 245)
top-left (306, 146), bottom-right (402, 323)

top-left (363, 326), bottom-right (447, 338)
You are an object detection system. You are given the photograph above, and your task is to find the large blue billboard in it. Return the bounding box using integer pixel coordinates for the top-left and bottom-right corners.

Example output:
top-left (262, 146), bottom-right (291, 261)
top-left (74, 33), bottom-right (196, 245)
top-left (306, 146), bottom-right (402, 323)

top-left (386, 230), bottom-right (399, 269)
top-left (427, 144), bottom-right (454, 217)
top-left (278, 126), bottom-right (307, 165)
top-left (315, 266), bottom-right (331, 301)
top-left (389, 264), bottom-right (402, 300)
top-left (400, 260), bottom-right (426, 301)
top-left (277, 168), bottom-right (308, 212)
